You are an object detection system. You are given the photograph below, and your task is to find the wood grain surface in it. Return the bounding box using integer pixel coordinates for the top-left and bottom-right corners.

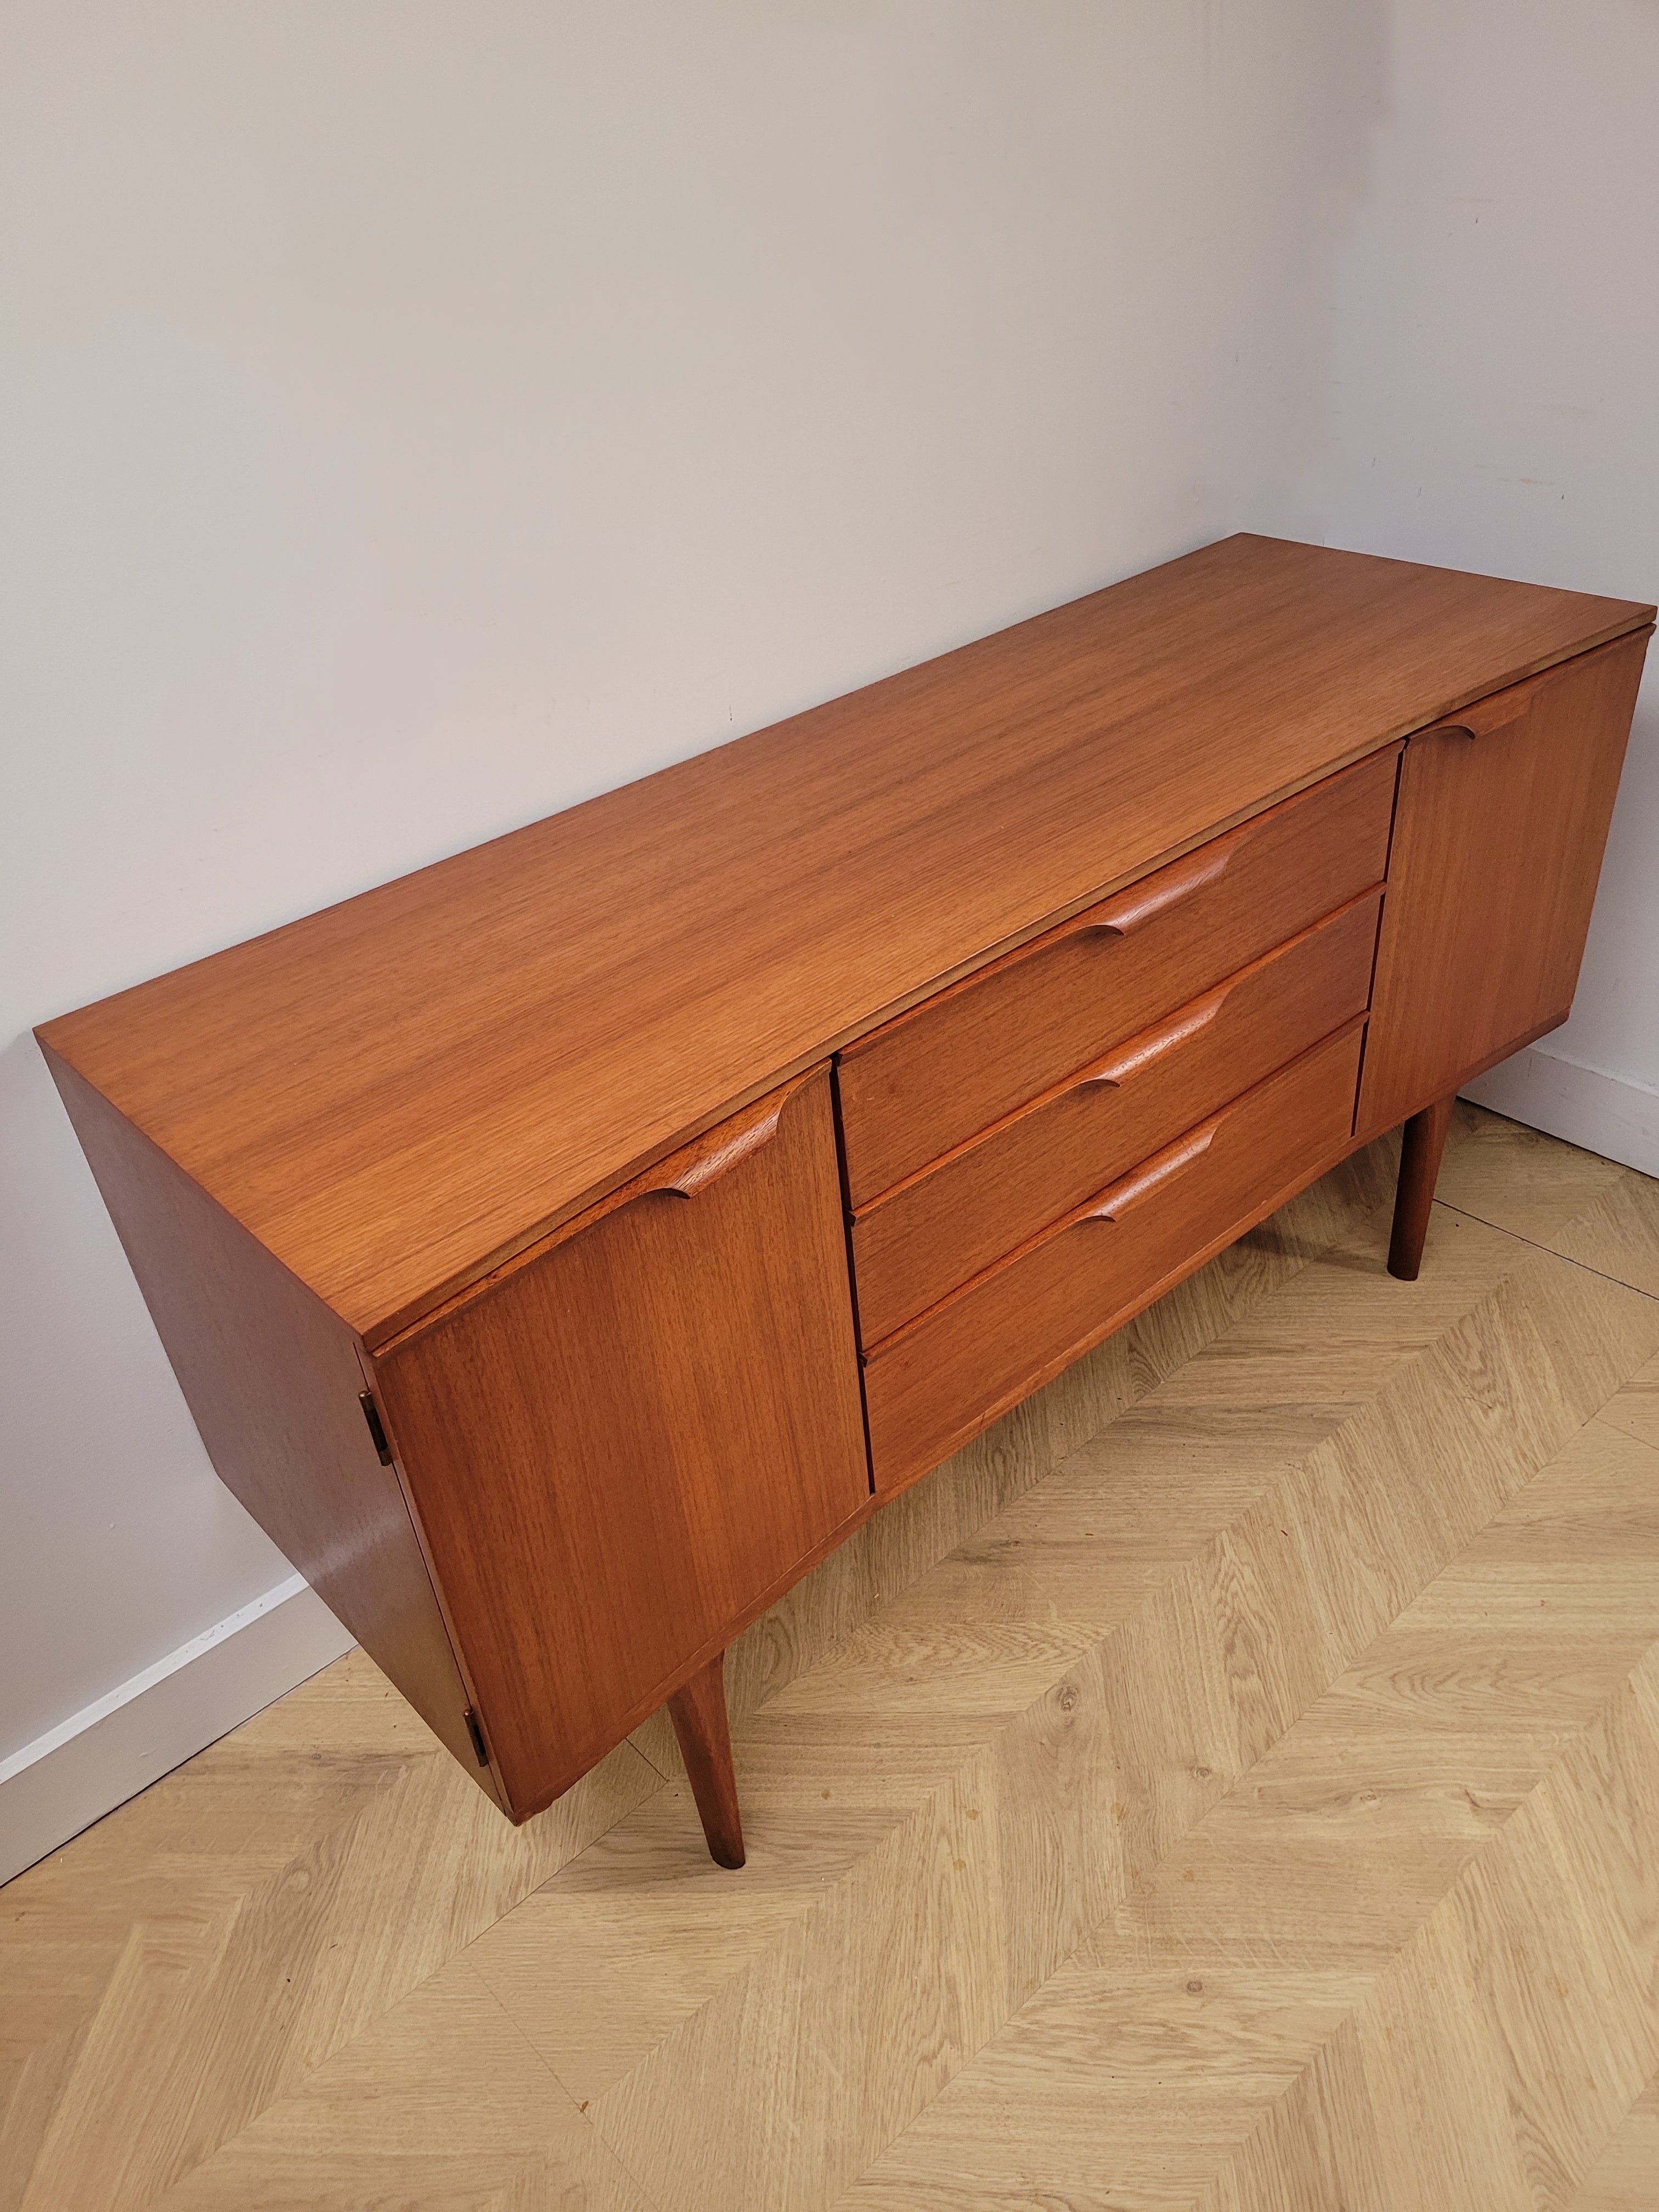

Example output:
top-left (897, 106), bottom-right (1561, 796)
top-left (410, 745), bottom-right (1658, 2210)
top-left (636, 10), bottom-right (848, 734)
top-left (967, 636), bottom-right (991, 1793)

top-left (10, 1109), bottom-right (1659, 2209)
top-left (1359, 624), bottom-right (1651, 1137)
top-left (37, 534), bottom-right (1652, 1344)
top-left (1572, 2073), bottom-right (1659, 2210)
top-left (371, 1066), bottom-right (870, 1819)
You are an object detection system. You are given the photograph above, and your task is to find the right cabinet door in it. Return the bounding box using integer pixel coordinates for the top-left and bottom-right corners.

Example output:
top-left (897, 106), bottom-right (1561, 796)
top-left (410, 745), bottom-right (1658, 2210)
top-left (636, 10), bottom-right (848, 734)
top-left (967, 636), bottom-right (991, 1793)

top-left (1358, 627), bottom-right (1650, 1137)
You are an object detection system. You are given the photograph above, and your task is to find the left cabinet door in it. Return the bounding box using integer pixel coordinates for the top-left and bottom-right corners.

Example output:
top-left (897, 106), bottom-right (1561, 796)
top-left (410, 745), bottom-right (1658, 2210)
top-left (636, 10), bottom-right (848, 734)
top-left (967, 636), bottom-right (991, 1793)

top-left (371, 1063), bottom-right (870, 1820)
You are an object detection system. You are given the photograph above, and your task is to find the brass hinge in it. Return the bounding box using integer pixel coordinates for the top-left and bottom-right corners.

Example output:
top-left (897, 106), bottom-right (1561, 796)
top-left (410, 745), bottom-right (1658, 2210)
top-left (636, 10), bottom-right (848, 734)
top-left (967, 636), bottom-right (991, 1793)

top-left (464, 1708), bottom-right (490, 1767)
top-left (358, 1390), bottom-right (394, 1466)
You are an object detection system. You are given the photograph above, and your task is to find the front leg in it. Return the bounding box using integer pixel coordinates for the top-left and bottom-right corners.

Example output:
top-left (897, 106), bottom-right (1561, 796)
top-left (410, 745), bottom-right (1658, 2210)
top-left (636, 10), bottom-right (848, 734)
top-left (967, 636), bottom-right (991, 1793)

top-left (1387, 1092), bottom-right (1455, 1282)
top-left (666, 1649), bottom-right (746, 1868)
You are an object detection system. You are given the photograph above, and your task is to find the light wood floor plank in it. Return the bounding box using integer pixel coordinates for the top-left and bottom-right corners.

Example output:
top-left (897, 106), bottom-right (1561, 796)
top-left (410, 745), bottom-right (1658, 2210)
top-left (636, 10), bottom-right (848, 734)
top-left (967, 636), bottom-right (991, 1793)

top-left (1549, 1169), bottom-right (1659, 1300)
top-left (1434, 1100), bottom-right (1630, 1246)
top-left (1436, 1099), bottom-right (1659, 1301)
top-left (4, 1669), bottom-right (661, 2211)
top-left (1600, 1350), bottom-right (1659, 1457)
top-left (1570, 2072), bottom-right (1659, 2210)
top-left (147, 1956), bottom-right (659, 2212)
top-left (842, 1420), bottom-right (1659, 2211)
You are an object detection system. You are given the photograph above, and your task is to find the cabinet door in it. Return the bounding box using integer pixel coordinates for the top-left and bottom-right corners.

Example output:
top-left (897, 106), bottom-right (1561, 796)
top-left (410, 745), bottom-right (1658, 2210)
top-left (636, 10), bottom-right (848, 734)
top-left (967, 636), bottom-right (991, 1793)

top-left (370, 1064), bottom-right (868, 1820)
top-left (1358, 628), bottom-right (1649, 1137)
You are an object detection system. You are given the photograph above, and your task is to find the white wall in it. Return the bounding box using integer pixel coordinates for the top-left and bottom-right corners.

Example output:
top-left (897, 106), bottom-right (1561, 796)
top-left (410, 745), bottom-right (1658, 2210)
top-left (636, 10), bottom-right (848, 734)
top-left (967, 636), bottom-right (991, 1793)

top-left (1301, 0), bottom-right (1659, 1170)
top-left (0, 1), bottom-right (1387, 1865)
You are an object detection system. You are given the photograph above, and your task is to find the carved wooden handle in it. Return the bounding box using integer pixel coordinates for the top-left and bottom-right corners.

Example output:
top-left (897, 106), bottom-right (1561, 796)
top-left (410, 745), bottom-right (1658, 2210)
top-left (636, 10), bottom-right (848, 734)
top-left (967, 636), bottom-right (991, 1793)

top-left (634, 1069), bottom-right (815, 1201)
top-left (1077, 1119), bottom-right (1218, 1223)
top-left (1064, 984), bottom-right (1229, 1095)
top-left (1084, 828), bottom-right (1245, 939)
top-left (1417, 687), bottom-right (1532, 744)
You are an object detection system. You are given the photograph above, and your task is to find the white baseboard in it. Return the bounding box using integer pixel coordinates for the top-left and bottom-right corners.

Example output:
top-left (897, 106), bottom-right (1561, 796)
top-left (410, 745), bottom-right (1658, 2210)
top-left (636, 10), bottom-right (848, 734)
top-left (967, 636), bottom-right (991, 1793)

top-left (1462, 1042), bottom-right (1659, 1179)
top-left (0, 1575), bottom-right (355, 1887)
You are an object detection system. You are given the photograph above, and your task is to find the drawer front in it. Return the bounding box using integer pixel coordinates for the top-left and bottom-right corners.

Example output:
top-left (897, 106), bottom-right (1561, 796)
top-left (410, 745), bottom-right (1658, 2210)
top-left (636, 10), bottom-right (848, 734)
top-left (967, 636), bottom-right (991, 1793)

top-left (863, 1021), bottom-right (1365, 1495)
top-left (851, 888), bottom-right (1381, 1347)
top-left (838, 746), bottom-right (1397, 1207)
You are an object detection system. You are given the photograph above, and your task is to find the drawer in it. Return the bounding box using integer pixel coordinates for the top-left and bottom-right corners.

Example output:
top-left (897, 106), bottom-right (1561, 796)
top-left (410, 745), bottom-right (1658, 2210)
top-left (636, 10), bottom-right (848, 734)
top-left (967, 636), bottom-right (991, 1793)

top-left (838, 746), bottom-right (1397, 1207)
top-left (862, 1019), bottom-right (1365, 1494)
top-left (850, 887), bottom-right (1381, 1347)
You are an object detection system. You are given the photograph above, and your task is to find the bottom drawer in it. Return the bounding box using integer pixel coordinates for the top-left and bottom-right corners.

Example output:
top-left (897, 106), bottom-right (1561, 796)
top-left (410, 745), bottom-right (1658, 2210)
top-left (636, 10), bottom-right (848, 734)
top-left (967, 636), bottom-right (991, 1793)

top-left (862, 1020), bottom-right (1365, 1494)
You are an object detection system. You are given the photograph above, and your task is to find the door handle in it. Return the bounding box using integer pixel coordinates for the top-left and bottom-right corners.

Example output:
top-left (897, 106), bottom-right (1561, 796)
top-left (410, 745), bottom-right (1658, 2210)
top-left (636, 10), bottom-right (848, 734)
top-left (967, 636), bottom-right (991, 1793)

top-left (1082, 832), bottom-right (1244, 939)
top-left (1415, 687), bottom-right (1532, 744)
top-left (1075, 1118), bottom-right (1219, 1224)
top-left (622, 1068), bottom-right (819, 1204)
top-left (645, 1075), bottom-right (810, 1199)
top-left (1061, 982), bottom-right (1230, 1096)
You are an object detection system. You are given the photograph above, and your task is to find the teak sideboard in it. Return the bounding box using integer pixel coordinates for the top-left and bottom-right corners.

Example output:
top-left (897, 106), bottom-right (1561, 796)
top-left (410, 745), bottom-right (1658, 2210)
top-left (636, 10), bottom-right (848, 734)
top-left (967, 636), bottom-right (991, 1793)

top-left (40, 535), bottom-right (1654, 1868)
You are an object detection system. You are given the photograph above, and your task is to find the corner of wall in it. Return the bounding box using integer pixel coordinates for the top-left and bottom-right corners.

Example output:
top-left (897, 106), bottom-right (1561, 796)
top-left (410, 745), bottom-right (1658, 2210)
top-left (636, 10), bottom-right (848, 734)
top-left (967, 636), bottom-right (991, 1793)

top-left (0, 1578), bottom-right (354, 1887)
top-left (1462, 1043), bottom-right (1659, 1180)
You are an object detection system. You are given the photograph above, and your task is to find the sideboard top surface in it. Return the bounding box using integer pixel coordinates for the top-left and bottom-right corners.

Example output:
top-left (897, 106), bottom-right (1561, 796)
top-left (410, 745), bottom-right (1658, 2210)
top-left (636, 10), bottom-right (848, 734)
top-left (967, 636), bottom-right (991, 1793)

top-left (39, 533), bottom-right (1654, 1344)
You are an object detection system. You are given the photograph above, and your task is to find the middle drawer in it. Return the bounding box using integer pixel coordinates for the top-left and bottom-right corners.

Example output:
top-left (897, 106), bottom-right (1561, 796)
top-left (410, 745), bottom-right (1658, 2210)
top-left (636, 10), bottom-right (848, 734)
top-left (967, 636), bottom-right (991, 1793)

top-left (849, 886), bottom-right (1382, 1347)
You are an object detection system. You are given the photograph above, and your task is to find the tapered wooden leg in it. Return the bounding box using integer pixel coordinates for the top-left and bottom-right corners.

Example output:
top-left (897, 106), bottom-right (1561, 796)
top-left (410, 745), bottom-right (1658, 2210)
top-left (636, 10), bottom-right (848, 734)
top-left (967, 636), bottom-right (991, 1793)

top-left (1388, 1092), bottom-right (1455, 1282)
top-left (665, 1649), bottom-right (745, 1868)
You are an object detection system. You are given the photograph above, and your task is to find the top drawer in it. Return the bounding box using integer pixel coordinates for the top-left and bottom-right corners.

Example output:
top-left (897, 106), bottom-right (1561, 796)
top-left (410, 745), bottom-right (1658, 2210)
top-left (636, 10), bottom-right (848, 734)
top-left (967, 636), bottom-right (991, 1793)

top-left (837, 746), bottom-right (1398, 1206)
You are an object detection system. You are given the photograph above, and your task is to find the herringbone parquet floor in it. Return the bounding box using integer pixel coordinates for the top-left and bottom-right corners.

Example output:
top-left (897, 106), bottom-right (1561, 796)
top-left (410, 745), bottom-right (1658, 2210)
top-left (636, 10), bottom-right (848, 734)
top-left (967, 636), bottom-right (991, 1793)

top-left (5, 1102), bottom-right (1659, 2210)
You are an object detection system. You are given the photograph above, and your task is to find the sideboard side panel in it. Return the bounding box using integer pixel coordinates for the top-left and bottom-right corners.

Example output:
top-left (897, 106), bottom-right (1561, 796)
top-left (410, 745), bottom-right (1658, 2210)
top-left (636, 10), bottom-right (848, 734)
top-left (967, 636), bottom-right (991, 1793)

top-left (373, 1064), bottom-right (870, 1821)
top-left (1358, 627), bottom-right (1652, 1139)
top-left (38, 1048), bottom-right (500, 1803)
